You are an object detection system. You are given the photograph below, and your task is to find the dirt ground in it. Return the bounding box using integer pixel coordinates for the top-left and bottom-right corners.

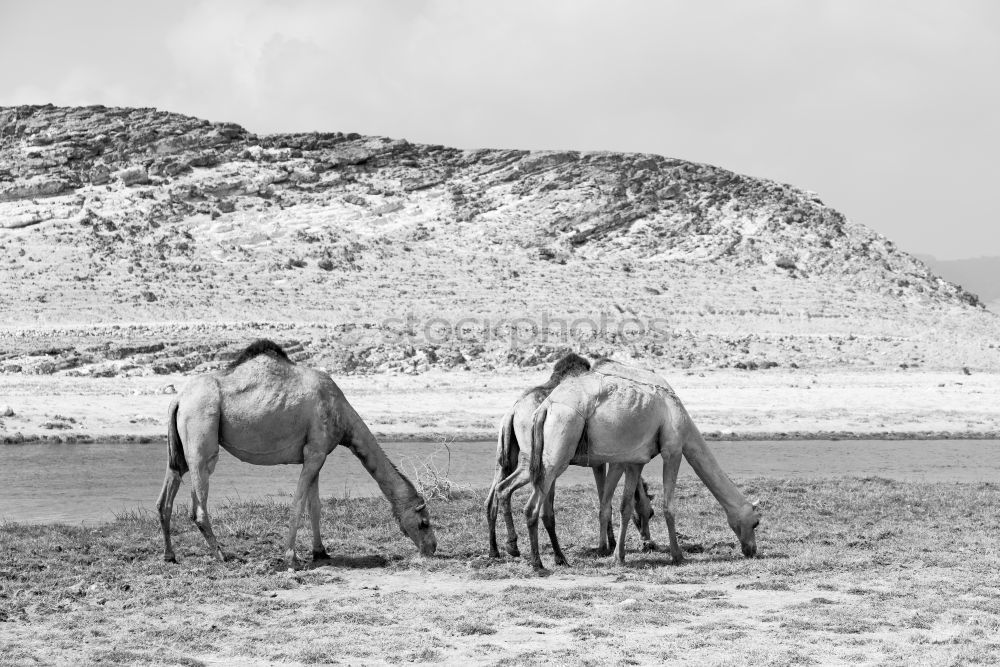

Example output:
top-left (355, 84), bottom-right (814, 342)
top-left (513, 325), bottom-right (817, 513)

top-left (3, 479), bottom-right (999, 665)
top-left (2, 367), bottom-right (999, 443)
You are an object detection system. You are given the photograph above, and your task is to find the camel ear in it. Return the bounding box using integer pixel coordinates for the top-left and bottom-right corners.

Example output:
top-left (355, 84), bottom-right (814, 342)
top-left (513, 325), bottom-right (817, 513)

top-left (751, 500), bottom-right (760, 513)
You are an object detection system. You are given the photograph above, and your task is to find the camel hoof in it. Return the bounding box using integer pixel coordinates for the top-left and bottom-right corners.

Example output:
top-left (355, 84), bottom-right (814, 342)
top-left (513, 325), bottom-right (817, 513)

top-left (554, 557), bottom-right (570, 567)
top-left (312, 550), bottom-right (330, 561)
top-left (596, 547), bottom-right (614, 558)
top-left (163, 553), bottom-right (177, 564)
top-left (642, 540), bottom-right (657, 552)
top-left (505, 544), bottom-right (521, 558)
top-left (671, 553), bottom-right (684, 565)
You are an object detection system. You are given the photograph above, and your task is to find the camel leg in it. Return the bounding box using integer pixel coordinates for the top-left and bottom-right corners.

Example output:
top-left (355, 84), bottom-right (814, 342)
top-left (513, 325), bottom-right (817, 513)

top-left (526, 403), bottom-right (582, 571)
top-left (485, 472), bottom-right (503, 559)
top-left (591, 464), bottom-right (616, 552)
top-left (486, 455), bottom-right (516, 559)
top-left (189, 454), bottom-right (226, 562)
top-left (498, 466), bottom-right (531, 558)
top-left (188, 488), bottom-right (198, 523)
top-left (661, 450), bottom-right (684, 564)
top-left (285, 454), bottom-right (327, 568)
top-left (155, 467), bottom-right (183, 563)
top-left (307, 477), bottom-right (329, 561)
top-left (635, 478), bottom-right (657, 551)
top-left (598, 464), bottom-right (626, 557)
top-left (524, 486), bottom-right (546, 571)
top-left (176, 397), bottom-right (226, 562)
top-left (487, 465), bottom-right (522, 558)
top-left (542, 483), bottom-right (569, 566)
top-left (617, 465), bottom-right (641, 564)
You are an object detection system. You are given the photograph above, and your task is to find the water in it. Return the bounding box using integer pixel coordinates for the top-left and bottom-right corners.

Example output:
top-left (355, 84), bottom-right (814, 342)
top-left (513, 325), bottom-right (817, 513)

top-left (1, 439), bottom-right (998, 524)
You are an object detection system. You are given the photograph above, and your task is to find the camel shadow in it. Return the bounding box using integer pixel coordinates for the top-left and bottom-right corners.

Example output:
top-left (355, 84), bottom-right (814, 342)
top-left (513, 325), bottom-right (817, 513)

top-left (303, 553), bottom-right (392, 570)
top-left (569, 546), bottom-right (683, 568)
top-left (569, 541), bottom-right (790, 569)
top-left (574, 543), bottom-right (662, 560)
top-left (422, 551), bottom-right (471, 562)
top-left (621, 547), bottom-right (790, 568)
top-left (575, 547), bottom-right (619, 561)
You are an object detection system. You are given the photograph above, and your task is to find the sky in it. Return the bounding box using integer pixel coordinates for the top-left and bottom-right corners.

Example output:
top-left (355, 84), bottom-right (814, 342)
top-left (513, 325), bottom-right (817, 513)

top-left (1, 0), bottom-right (998, 260)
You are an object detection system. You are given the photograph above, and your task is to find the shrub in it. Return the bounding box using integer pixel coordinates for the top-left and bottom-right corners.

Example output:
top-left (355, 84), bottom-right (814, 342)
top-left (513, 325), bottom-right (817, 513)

top-left (405, 444), bottom-right (472, 502)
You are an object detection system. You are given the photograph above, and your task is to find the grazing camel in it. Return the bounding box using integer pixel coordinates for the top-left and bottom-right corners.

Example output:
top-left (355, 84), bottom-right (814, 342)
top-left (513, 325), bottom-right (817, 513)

top-left (525, 359), bottom-right (760, 570)
top-left (155, 340), bottom-right (437, 567)
top-left (485, 353), bottom-right (655, 562)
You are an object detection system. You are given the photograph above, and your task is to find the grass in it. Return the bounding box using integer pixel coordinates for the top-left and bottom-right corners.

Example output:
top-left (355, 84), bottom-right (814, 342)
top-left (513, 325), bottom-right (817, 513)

top-left (3, 477), bottom-right (1000, 664)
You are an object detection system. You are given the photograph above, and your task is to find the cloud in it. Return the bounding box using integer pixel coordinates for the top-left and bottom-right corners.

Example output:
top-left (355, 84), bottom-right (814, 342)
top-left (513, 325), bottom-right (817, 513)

top-left (1, 0), bottom-right (998, 257)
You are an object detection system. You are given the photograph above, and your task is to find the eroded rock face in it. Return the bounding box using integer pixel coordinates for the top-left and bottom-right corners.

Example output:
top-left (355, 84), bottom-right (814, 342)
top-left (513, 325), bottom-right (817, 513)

top-left (0, 104), bottom-right (968, 293)
top-left (0, 175), bottom-right (73, 202)
top-left (0, 104), bottom-right (992, 375)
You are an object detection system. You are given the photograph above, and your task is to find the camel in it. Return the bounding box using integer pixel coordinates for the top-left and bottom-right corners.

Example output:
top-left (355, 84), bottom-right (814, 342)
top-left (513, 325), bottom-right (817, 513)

top-left (485, 353), bottom-right (655, 562)
top-left (155, 340), bottom-right (437, 567)
top-left (525, 359), bottom-right (760, 570)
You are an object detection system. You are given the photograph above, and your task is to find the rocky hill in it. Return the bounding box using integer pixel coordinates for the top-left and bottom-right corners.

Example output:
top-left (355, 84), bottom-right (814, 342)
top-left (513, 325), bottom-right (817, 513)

top-left (916, 255), bottom-right (1000, 313)
top-left (1, 104), bottom-right (997, 376)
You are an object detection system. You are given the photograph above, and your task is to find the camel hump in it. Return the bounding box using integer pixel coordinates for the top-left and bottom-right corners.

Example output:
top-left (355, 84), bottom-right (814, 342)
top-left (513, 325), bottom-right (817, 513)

top-left (551, 352), bottom-right (590, 379)
top-left (227, 339), bottom-right (293, 369)
top-left (592, 359), bottom-right (675, 394)
top-left (524, 352), bottom-right (591, 398)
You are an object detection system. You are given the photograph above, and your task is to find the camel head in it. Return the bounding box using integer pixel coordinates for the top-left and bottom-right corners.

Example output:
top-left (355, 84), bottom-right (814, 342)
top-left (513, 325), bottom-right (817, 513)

top-left (631, 478), bottom-right (655, 531)
top-left (399, 497), bottom-right (437, 557)
top-left (728, 502), bottom-right (761, 558)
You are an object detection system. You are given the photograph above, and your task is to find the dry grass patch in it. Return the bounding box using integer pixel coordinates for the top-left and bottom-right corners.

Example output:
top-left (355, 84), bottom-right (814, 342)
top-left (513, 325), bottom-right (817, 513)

top-left (3, 477), bottom-right (1000, 663)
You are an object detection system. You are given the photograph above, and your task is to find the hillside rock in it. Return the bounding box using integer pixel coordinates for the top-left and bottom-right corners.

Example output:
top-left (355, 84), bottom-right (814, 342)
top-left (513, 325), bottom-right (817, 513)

top-left (0, 104), bottom-right (995, 374)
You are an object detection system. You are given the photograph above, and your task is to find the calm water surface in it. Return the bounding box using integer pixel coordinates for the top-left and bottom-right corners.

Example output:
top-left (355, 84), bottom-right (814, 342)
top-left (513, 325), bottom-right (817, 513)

top-left (1, 439), bottom-right (998, 523)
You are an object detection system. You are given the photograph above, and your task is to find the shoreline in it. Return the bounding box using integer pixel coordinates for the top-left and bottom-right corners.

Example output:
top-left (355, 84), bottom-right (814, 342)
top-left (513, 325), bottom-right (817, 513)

top-left (4, 429), bottom-right (1000, 445)
top-left (4, 368), bottom-right (1000, 445)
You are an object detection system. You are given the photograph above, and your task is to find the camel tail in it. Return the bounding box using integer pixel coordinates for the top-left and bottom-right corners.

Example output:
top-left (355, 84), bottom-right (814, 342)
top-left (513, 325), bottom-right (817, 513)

top-left (485, 412), bottom-right (517, 517)
top-left (529, 405), bottom-right (548, 487)
top-left (167, 400), bottom-right (188, 475)
top-left (498, 412), bottom-right (518, 480)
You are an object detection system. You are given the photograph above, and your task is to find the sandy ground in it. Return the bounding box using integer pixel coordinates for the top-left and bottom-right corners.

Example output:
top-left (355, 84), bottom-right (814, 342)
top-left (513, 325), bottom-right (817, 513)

top-left (266, 569), bottom-right (866, 665)
top-left (271, 569), bottom-right (837, 664)
top-left (2, 367), bottom-right (999, 442)
top-left (5, 479), bottom-right (999, 665)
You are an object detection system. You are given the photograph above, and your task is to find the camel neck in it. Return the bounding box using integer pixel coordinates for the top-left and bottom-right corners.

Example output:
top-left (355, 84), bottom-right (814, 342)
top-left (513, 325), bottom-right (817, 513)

top-left (681, 421), bottom-right (751, 517)
top-left (343, 407), bottom-right (420, 508)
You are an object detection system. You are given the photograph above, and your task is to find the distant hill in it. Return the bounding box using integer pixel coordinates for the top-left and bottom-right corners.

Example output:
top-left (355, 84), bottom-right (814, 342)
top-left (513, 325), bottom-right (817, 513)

top-left (0, 104), bottom-right (997, 375)
top-left (915, 255), bottom-right (1000, 312)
